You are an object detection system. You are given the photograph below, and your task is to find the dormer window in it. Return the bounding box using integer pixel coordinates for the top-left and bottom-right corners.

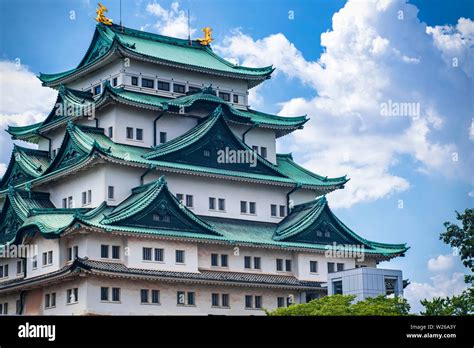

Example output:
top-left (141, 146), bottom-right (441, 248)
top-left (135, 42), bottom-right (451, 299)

top-left (141, 78), bottom-right (154, 89)
top-left (93, 85), bottom-right (101, 95)
top-left (158, 81), bottom-right (170, 91)
top-left (173, 83), bottom-right (185, 94)
top-left (218, 92), bottom-right (230, 102)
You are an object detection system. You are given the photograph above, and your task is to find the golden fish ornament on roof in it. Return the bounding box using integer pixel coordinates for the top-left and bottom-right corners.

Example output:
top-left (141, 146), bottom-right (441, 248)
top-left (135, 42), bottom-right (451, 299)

top-left (196, 27), bottom-right (213, 46)
top-left (96, 3), bottom-right (113, 26)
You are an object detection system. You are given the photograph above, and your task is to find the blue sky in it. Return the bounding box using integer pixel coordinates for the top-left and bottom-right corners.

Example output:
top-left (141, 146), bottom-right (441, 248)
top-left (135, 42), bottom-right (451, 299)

top-left (0, 0), bottom-right (472, 312)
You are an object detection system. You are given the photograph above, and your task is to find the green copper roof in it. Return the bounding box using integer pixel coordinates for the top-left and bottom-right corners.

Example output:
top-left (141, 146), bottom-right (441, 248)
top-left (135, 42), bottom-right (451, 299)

top-left (39, 23), bottom-right (273, 87)
top-left (12, 178), bottom-right (407, 257)
top-left (6, 122), bottom-right (43, 143)
top-left (0, 146), bottom-right (51, 190)
top-left (0, 189), bottom-right (54, 245)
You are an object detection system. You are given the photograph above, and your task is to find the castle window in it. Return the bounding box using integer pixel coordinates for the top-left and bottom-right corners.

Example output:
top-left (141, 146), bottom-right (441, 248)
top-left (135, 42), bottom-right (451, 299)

top-left (136, 128), bottom-right (143, 141)
top-left (240, 201), bottom-right (247, 213)
top-left (260, 147), bottom-right (267, 158)
top-left (112, 246), bottom-right (120, 259)
top-left (176, 193), bottom-right (184, 203)
top-left (255, 296), bottom-right (262, 308)
top-left (271, 204), bottom-right (277, 217)
top-left (221, 254), bottom-right (228, 267)
top-left (101, 287), bottom-right (109, 301)
top-left (244, 256), bottom-right (251, 269)
top-left (32, 256), bottom-right (37, 270)
top-left (203, 149), bottom-right (210, 157)
top-left (158, 81), bottom-right (170, 91)
top-left (209, 197), bottom-right (216, 210)
top-left (44, 293), bottom-right (56, 309)
top-left (0, 265), bottom-right (8, 278)
top-left (310, 261), bottom-right (318, 273)
top-left (327, 262), bottom-right (335, 274)
top-left (285, 259), bottom-right (292, 272)
top-left (67, 288), bottom-right (78, 304)
top-left (211, 253), bottom-right (218, 266)
top-left (279, 205), bottom-right (286, 217)
top-left (108, 186), bottom-right (115, 199)
top-left (185, 195), bottom-right (193, 208)
top-left (253, 257), bottom-right (261, 269)
top-left (218, 198), bottom-right (225, 211)
top-left (101, 245), bottom-right (109, 258)
top-left (337, 263), bottom-right (345, 272)
top-left (143, 247), bottom-right (152, 261)
top-left (112, 288), bottom-right (121, 302)
top-left (154, 248), bottom-right (164, 262)
top-left (141, 78), bottom-right (154, 89)
top-left (108, 126), bottom-right (113, 138)
top-left (218, 92), bottom-right (230, 102)
top-left (177, 291), bottom-right (195, 306)
top-left (159, 132), bottom-right (167, 144)
top-left (176, 250), bottom-right (185, 264)
top-left (233, 94), bottom-right (239, 104)
top-left (324, 231), bottom-right (331, 238)
top-left (141, 289), bottom-right (149, 303)
top-left (93, 85), bottom-right (101, 95)
top-left (131, 76), bottom-right (138, 86)
top-left (188, 86), bottom-right (200, 93)
top-left (0, 303), bottom-right (8, 314)
top-left (126, 127), bottom-right (134, 139)
top-left (249, 202), bottom-right (256, 214)
top-left (277, 297), bottom-right (285, 308)
top-left (211, 293), bottom-right (219, 307)
top-left (252, 145), bottom-right (258, 153)
top-left (112, 77), bottom-right (117, 86)
top-left (276, 259), bottom-right (283, 271)
top-left (173, 83), bottom-right (185, 94)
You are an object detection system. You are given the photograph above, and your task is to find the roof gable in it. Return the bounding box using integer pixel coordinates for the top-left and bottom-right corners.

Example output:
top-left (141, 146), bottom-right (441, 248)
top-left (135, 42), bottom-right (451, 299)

top-left (144, 106), bottom-right (285, 177)
top-left (102, 177), bottom-right (221, 236)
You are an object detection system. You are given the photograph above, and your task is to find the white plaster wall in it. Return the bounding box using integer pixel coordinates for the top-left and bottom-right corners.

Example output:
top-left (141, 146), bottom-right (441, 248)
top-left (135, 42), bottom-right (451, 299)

top-left (295, 252), bottom-right (356, 282)
top-left (0, 258), bottom-right (23, 284)
top-left (231, 124), bottom-right (277, 164)
top-left (26, 235), bottom-right (61, 278)
top-left (66, 59), bottom-right (124, 92)
top-left (126, 237), bottom-right (199, 272)
top-left (46, 165), bottom-right (106, 208)
top-left (85, 276), bottom-right (298, 315)
top-left (39, 278), bottom-right (88, 315)
top-left (146, 171), bottom-right (290, 223)
top-left (0, 292), bottom-right (20, 315)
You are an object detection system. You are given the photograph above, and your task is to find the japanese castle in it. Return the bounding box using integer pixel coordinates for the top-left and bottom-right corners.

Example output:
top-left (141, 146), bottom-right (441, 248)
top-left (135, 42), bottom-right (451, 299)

top-left (0, 22), bottom-right (408, 315)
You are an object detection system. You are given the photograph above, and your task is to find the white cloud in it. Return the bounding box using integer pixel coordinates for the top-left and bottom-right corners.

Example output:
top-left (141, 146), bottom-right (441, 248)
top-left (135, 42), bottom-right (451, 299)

top-left (0, 61), bottom-right (56, 170)
top-left (427, 254), bottom-right (455, 272)
top-left (145, 2), bottom-right (195, 39)
top-left (404, 272), bottom-right (468, 314)
top-left (215, 0), bottom-right (472, 208)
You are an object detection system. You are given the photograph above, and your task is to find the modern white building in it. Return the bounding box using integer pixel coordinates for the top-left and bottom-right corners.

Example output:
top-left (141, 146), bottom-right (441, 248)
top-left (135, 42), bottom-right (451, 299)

top-left (0, 22), bottom-right (408, 315)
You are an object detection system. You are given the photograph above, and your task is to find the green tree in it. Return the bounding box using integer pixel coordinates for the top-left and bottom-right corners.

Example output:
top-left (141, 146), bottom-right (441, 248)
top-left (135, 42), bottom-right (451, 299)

top-left (440, 208), bottom-right (473, 285)
top-left (420, 290), bottom-right (473, 316)
top-left (266, 294), bottom-right (410, 316)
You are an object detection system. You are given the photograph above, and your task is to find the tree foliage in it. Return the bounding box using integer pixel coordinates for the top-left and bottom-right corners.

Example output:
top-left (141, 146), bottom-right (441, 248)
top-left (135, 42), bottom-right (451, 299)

top-left (266, 294), bottom-right (410, 316)
top-left (420, 288), bottom-right (473, 316)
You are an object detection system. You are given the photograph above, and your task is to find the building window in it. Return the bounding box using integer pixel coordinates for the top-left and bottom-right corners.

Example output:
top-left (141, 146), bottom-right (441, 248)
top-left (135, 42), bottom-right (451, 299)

top-left (249, 202), bottom-right (256, 214)
top-left (62, 198), bottom-right (67, 208)
top-left (131, 76), bottom-right (138, 86)
top-left (211, 253), bottom-right (218, 267)
top-left (112, 288), bottom-right (121, 302)
top-left (240, 201), bottom-right (247, 214)
top-left (154, 248), bottom-right (164, 262)
top-left (252, 145), bottom-right (258, 153)
top-left (0, 265), bottom-right (8, 278)
top-left (285, 259), bottom-right (292, 272)
top-left (176, 193), bottom-right (184, 203)
top-left (0, 303), bottom-right (8, 315)
top-left (42, 251), bottom-right (53, 266)
top-left (45, 293), bottom-right (56, 309)
top-left (126, 127), bottom-right (134, 139)
top-left (67, 288), bottom-right (78, 304)
top-left (185, 195), bottom-right (193, 208)
top-left (141, 289), bottom-right (160, 304)
top-left (141, 289), bottom-right (149, 303)
top-left (244, 256), bottom-right (251, 269)
top-left (82, 190), bottom-right (91, 205)
top-left (253, 257), bottom-right (261, 269)
top-left (327, 262), bottom-right (335, 274)
top-left (255, 296), bottom-right (262, 309)
top-left (233, 94), bottom-right (239, 103)
top-left (87, 190), bottom-right (92, 204)
top-left (108, 126), bottom-right (113, 138)
top-left (177, 291), bottom-right (195, 306)
top-left (68, 196), bottom-right (73, 208)
top-left (332, 280), bottom-right (343, 295)
top-left (260, 147), bottom-right (267, 158)
top-left (16, 260), bottom-right (22, 274)
top-left (101, 245), bottom-right (109, 259)
top-left (94, 85), bottom-right (101, 95)
top-left (221, 254), bottom-right (228, 267)
top-left (108, 186), bottom-right (115, 199)
top-left (218, 198), bottom-right (225, 211)
top-left (245, 295), bottom-right (253, 308)
top-left (143, 247), bottom-right (152, 261)
top-left (222, 294), bottom-right (230, 307)
top-left (173, 83), bottom-right (185, 94)
top-left (176, 250), bottom-right (185, 264)
top-left (188, 86), bottom-right (200, 93)
top-left (211, 293), bottom-right (219, 307)
top-left (101, 287), bottom-right (109, 301)
top-left (209, 197), bottom-right (216, 210)
top-left (112, 77), bottom-right (117, 86)
top-left (67, 247), bottom-right (72, 261)
top-left (271, 204), bottom-right (277, 217)
top-left (310, 260), bottom-right (318, 273)
top-left (158, 81), bottom-right (170, 91)
top-left (32, 256), bottom-right (37, 270)
top-left (337, 263), bottom-right (345, 272)
top-left (141, 78), bottom-right (154, 89)
top-left (276, 259), bottom-right (283, 271)
top-left (112, 246), bottom-right (120, 259)
top-left (159, 132), bottom-right (167, 144)
top-left (280, 205), bottom-right (286, 217)
top-left (203, 149), bottom-right (210, 157)
top-left (82, 191), bottom-right (87, 206)
top-left (218, 92), bottom-right (230, 102)
top-left (136, 128), bottom-right (143, 141)
top-left (151, 290), bottom-right (160, 304)
top-left (277, 297), bottom-right (285, 308)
